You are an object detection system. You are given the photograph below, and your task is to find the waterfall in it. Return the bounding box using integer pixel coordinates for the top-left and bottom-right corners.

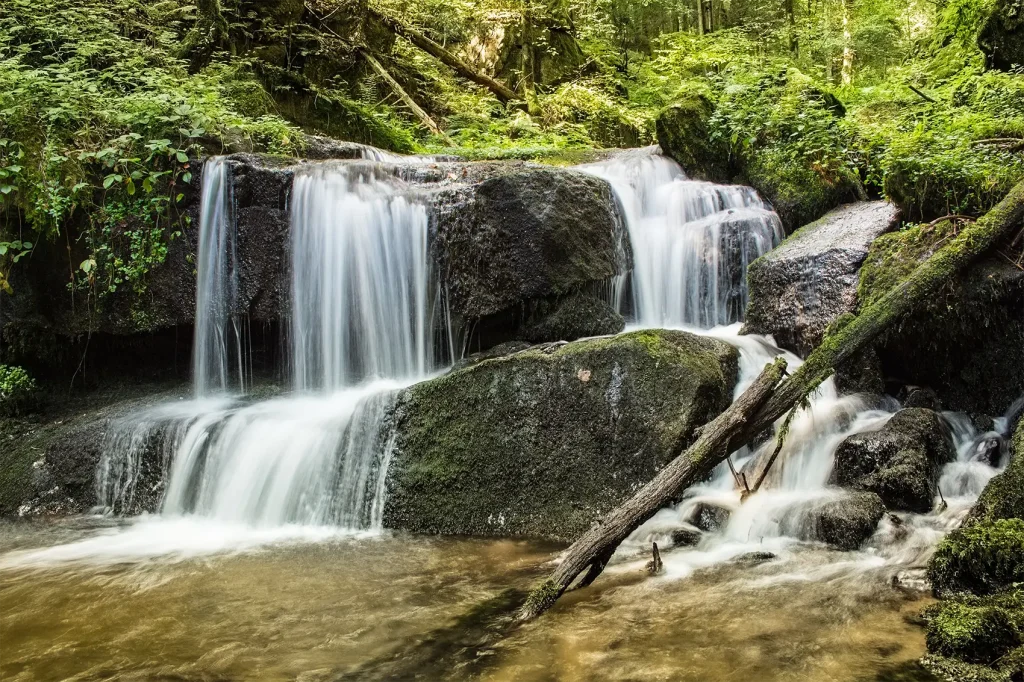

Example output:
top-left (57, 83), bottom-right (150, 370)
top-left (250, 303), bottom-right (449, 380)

top-left (192, 157), bottom-right (246, 396)
top-left (95, 152), bottom-right (445, 533)
top-left (290, 164), bottom-right (439, 392)
top-left (580, 147), bottom-right (783, 328)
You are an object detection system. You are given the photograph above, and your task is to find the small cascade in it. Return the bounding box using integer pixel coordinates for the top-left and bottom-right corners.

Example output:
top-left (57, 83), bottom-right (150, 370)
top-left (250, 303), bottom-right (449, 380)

top-left (193, 157), bottom-right (247, 396)
top-left (290, 164), bottom-right (441, 392)
top-left (580, 147), bottom-right (783, 327)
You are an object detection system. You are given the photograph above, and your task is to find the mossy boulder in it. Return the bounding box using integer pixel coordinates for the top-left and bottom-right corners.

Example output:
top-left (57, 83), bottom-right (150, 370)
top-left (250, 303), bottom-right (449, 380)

top-left (743, 201), bottom-right (899, 357)
top-left (929, 519), bottom-right (1024, 596)
top-left (980, 0), bottom-right (1024, 71)
top-left (925, 595), bottom-right (1023, 665)
top-left (832, 408), bottom-right (957, 513)
top-left (655, 95), bottom-right (732, 183)
top-left (383, 329), bottom-right (738, 541)
top-left (859, 222), bottom-right (1024, 414)
top-left (812, 491), bottom-right (886, 550)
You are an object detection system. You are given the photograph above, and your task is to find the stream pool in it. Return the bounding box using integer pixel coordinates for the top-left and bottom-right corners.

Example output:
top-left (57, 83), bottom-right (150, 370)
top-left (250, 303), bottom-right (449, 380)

top-left (1, 517), bottom-right (938, 682)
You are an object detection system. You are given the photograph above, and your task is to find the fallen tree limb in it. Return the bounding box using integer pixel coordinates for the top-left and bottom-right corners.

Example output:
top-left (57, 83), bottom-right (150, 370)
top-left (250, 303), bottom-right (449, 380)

top-left (519, 177), bottom-right (1024, 622)
top-left (517, 357), bottom-right (788, 620)
top-left (361, 51), bottom-right (453, 144)
top-left (370, 9), bottom-right (523, 105)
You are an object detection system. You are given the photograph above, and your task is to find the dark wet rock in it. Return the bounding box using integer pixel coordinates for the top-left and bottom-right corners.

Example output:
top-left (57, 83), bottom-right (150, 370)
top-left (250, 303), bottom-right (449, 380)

top-left (733, 551), bottom-right (778, 566)
top-left (970, 435), bottom-right (1006, 467)
top-left (812, 491), bottom-right (886, 550)
top-left (670, 527), bottom-right (704, 547)
top-left (743, 201), bottom-right (899, 358)
top-left (384, 329), bottom-right (738, 541)
top-left (967, 419), bottom-right (1024, 524)
top-left (688, 501), bottom-right (733, 533)
top-left (832, 408), bottom-right (957, 513)
top-left (979, 0), bottom-right (1024, 71)
top-left (518, 295), bottom-right (624, 344)
top-left (902, 386), bottom-right (943, 411)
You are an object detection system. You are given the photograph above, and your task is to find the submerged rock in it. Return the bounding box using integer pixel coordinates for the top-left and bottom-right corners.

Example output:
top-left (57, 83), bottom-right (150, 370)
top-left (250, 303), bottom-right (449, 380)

top-left (687, 501), bottom-right (733, 533)
top-left (812, 491), bottom-right (886, 550)
top-left (384, 329), bottom-right (738, 541)
top-left (743, 201), bottom-right (899, 358)
top-left (670, 527), bottom-right (704, 547)
top-left (832, 408), bottom-right (957, 513)
top-left (733, 551), bottom-right (778, 566)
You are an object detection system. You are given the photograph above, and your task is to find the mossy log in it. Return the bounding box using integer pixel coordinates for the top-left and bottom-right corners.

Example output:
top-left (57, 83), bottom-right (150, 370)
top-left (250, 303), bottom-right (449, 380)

top-left (369, 10), bottom-right (523, 105)
top-left (519, 178), bottom-right (1024, 621)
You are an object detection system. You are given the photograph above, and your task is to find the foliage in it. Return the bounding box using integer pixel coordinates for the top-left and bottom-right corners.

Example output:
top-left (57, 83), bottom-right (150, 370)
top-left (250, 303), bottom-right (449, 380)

top-left (929, 519), bottom-right (1024, 596)
top-left (0, 364), bottom-right (38, 415)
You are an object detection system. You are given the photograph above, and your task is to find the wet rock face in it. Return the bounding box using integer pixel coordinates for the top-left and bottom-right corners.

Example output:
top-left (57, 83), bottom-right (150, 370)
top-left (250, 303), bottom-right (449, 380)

top-left (811, 491), bottom-right (886, 550)
top-left (967, 419), bottom-right (1024, 524)
top-left (743, 201), bottom-right (899, 358)
top-left (432, 165), bottom-right (626, 322)
top-left (832, 408), bottom-right (957, 513)
top-left (384, 329), bottom-right (738, 542)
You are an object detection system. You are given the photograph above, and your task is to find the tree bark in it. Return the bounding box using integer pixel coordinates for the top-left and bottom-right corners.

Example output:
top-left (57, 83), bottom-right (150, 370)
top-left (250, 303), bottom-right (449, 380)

top-left (519, 178), bottom-right (1024, 621)
top-left (518, 357), bottom-right (788, 621)
top-left (362, 51), bottom-right (453, 144)
top-left (370, 10), bottom-right (523, 105)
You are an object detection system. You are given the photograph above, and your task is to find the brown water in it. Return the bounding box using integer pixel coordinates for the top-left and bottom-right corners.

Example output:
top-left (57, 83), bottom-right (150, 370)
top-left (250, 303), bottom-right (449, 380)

top-left (0, 518), bottom-right (937, 682)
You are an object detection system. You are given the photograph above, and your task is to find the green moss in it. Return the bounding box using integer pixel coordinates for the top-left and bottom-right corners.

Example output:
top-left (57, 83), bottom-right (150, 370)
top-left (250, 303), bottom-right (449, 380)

top-left (857, 222), bottom-right (959, 308)
top-left (929, 519), bottom-right (1024, 596)
top-left (655, 94), bottom-right (732, 183)
top-left (926, 600), bottom-right (1021, 664)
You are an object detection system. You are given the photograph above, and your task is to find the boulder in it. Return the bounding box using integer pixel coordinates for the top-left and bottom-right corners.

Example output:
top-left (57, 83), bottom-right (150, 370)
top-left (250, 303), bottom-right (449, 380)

top-left (925, 596), bottom-right (1023, 665)
top-left (383, 329), bottom-right (738, 541)
top-left (812, 491), bottom-right (886, 550)
top-left (859, 222), bottom-right (1024, 415)
top-left (929, 519), bottom-right (1024, 595)
top-left (743, 201), bottom-right (899, 357)
top-left (832, 408), bottom-right (957, 513)
top-left (979, 0), bottom-right (1024, 71)
top-left (670, 527), bottom-right (704, 547)
top-left (655, 95), bottom-right (732, 184)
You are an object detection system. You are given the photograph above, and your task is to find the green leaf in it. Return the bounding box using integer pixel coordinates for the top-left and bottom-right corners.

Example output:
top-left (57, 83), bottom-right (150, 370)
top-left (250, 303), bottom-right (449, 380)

top-left (103, 175), bottom-right (117, 189)
top-left (175, 151), bottom-right (188, 163)
top-left (80, 259), bottom-right (94, 274)
top-left (182, 171), bottom-right (193, 183)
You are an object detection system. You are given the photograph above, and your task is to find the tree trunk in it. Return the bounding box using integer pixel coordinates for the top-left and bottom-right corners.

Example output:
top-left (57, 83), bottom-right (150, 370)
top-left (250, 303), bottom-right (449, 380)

top-left (519, 178), bottom-right (1024, 621)
top-left (697, 0), bottom-right (705, 35)
top-left (518, 357), bottom-right (788, 621)
top-left (840, 0), bottom-right (854, 84)
top-left (370, 10), bottom-right (523, 105)
top-left (786, 0), bottom-right (798, 55)
top-left (362, 51), bottom-right (453, 144)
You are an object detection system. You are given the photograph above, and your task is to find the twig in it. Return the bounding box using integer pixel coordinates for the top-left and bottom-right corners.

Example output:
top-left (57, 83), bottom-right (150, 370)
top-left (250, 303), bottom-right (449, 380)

top-left (924, 214), bottom-right (975, 230)
top-left (750, 403), bottom-right (801, 494)
top-left (907, 84), bottom-right (936, 103)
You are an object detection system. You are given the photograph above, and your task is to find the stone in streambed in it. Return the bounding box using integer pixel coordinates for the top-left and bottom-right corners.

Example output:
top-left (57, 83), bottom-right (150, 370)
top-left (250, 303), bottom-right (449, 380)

top-left (688, 501), bottom-right (733, 533)
top-left (812, 491), bottom-right (886, 550)
top-left (384, 329), bottom-right (738, 542)
top-left (832, 408), bottom-right (957, 513)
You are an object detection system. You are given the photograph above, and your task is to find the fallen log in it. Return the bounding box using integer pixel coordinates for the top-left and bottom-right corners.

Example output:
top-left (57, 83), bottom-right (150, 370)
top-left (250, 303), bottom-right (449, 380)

top-left (519, 177), bottom-right (1024, 621)
top-left (518, 357), bottom-right (788, 620)
top-left (370, 10), bottom-right (523, 105)
top-left (361, 51), bottom-right (453, 144)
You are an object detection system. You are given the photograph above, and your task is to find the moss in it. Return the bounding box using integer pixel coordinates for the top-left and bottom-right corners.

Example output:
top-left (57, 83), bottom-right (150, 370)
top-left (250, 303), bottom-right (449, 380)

top-left (384, 329), bottom-right (738, 541)
top-left (655, 94), bottom-right (732, 183)
top-left (858, 222), bottom-right (958, 307)
top-left (929, 519), bottom-right (1024, 596)
top-left (926, 600), bottom-right (1021, 664)
top-left (740, 147), bottom-right (863, 232)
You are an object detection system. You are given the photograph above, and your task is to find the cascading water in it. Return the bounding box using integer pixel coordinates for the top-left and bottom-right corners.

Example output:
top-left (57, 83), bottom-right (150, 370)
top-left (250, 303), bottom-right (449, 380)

top-left (580, 147), bottom-right (783, 328)
top-left (94, 153), bottom-right (446, 537)
top-left (192, 157), bottom-right (247, 397)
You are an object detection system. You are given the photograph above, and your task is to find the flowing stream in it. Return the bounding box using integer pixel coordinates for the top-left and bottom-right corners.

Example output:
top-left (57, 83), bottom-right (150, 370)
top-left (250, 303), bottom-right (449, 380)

top-left (0, 146), bottom-right (1011, 682)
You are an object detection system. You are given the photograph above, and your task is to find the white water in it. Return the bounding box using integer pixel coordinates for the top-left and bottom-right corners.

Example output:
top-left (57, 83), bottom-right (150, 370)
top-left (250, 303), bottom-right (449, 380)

top-left (580, 147), bottom-right (783, 327)
top-left (193, 158), bottom-right (246, 397)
